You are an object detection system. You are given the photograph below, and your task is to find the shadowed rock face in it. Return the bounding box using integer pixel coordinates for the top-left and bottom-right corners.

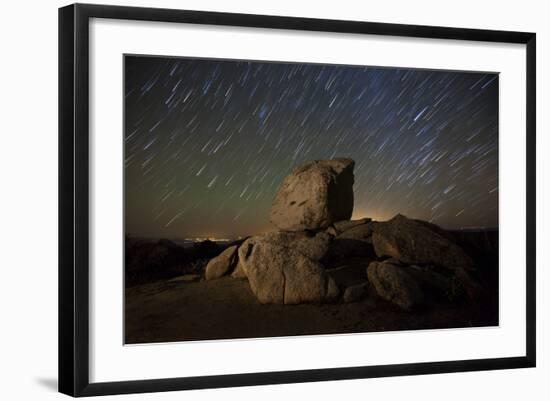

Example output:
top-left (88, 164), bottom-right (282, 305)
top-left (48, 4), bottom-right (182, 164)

top-left (270, 158), bottom-right (355, 231)
top-left (323, 220), bottom-right (377, 263)
top-left (367, 261), bottom-right (424, 311)
top-left (371, 214), bottom-right (480, 299)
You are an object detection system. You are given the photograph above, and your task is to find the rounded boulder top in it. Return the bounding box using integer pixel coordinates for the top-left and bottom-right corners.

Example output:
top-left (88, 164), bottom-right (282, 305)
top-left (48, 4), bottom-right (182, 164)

top-left (270, 158), bottom-right (355, 231)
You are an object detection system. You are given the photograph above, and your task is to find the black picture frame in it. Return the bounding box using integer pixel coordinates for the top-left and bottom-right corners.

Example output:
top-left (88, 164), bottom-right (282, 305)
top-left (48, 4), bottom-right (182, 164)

top-left (59, 3), bottom-right (536, 397)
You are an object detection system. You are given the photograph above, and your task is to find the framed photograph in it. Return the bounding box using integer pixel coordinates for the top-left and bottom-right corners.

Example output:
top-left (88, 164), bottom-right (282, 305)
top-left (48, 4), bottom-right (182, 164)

top-left (59, 3), bottom-right (536, 397)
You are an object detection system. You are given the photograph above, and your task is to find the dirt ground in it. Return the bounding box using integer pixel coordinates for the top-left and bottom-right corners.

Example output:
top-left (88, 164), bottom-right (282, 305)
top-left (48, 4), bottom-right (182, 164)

top-left (125, 275), bottom-right (498, 344)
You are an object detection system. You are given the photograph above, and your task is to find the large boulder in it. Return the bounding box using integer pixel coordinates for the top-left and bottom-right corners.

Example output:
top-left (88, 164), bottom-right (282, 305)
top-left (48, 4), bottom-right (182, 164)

top-left (367, 261), bottom-right (424, 310)
top-left (231, 230), bottom-right (331, 280)
top-left (270, 158), bottom-right (355, 231)
top-left (372, 214), bottom-right (473, 270)
top-left (371, 214), bottom-right (480, 299)
top-left (258, 230), bottom-right (332, 261)
top-left (237, 236), bottom-right (339, 304)
top-left (205, 245), bottom-right (238, 280)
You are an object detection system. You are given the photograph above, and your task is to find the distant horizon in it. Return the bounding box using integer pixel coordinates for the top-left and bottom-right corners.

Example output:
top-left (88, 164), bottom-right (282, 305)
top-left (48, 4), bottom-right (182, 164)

top-left (125, 56), bottom-right (498, 238)
top-left (125, 215), bottom-right (499, 242)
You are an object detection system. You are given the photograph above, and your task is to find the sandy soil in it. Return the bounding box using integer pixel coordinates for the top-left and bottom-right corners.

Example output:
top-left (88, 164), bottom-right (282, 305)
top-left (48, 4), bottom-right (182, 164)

top-left (125, 275), bottom-right (498, 344)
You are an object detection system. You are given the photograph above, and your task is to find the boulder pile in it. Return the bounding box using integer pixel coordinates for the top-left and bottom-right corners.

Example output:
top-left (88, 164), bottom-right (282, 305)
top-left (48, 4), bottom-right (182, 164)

top-left (204, 158), bottom-right (481, 309)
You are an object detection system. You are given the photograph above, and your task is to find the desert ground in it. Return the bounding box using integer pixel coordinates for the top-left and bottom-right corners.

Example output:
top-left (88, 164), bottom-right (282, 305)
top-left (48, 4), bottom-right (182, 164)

top-left (125, 270), bottom-right (497, 344)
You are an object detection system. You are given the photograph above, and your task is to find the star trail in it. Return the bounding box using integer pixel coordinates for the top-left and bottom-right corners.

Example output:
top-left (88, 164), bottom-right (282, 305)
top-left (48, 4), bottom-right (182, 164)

top-left (124, 55), bottom-right (498, 239)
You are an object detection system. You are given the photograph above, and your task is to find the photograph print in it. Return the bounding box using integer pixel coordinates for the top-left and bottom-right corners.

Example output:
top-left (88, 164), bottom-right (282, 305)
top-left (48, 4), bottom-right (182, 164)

top-left (124, 55), bottom-right (499, 344)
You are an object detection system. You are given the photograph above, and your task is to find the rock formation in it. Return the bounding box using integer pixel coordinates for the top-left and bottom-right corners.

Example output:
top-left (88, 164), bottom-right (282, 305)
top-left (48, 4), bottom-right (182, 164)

top-left (200, 158), bottom-right (484, 310)
top-left (270, 158), bottom-right (355, 231)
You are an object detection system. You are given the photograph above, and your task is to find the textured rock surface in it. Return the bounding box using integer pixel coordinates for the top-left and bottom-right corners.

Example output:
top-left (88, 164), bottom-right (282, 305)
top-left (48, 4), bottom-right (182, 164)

top-left (372, 214), bottom-right (473, 269)
top-left (367, 261), bottom-right (424, 310)
top-left (333, 218), bottom-right (372, 235)
top-left (270, 158), bottom-right (355, 231)
top-left (205, 245), bottom-right (238, 280)
top-left (258, 230), bottom-right (332, 261)
top-left (230, 230), bottom-right (332, 281)
top-left (337, 221), bottom-right (377, 242)
top-left (371, 214), bottom-right (480, 298)
top-left (237, 236), bottom-right (339, 304)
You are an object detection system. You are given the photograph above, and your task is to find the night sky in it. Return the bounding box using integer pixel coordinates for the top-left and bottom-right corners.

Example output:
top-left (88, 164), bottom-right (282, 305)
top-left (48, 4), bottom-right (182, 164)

top-left (124, 55), bottom-right (498, 239)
